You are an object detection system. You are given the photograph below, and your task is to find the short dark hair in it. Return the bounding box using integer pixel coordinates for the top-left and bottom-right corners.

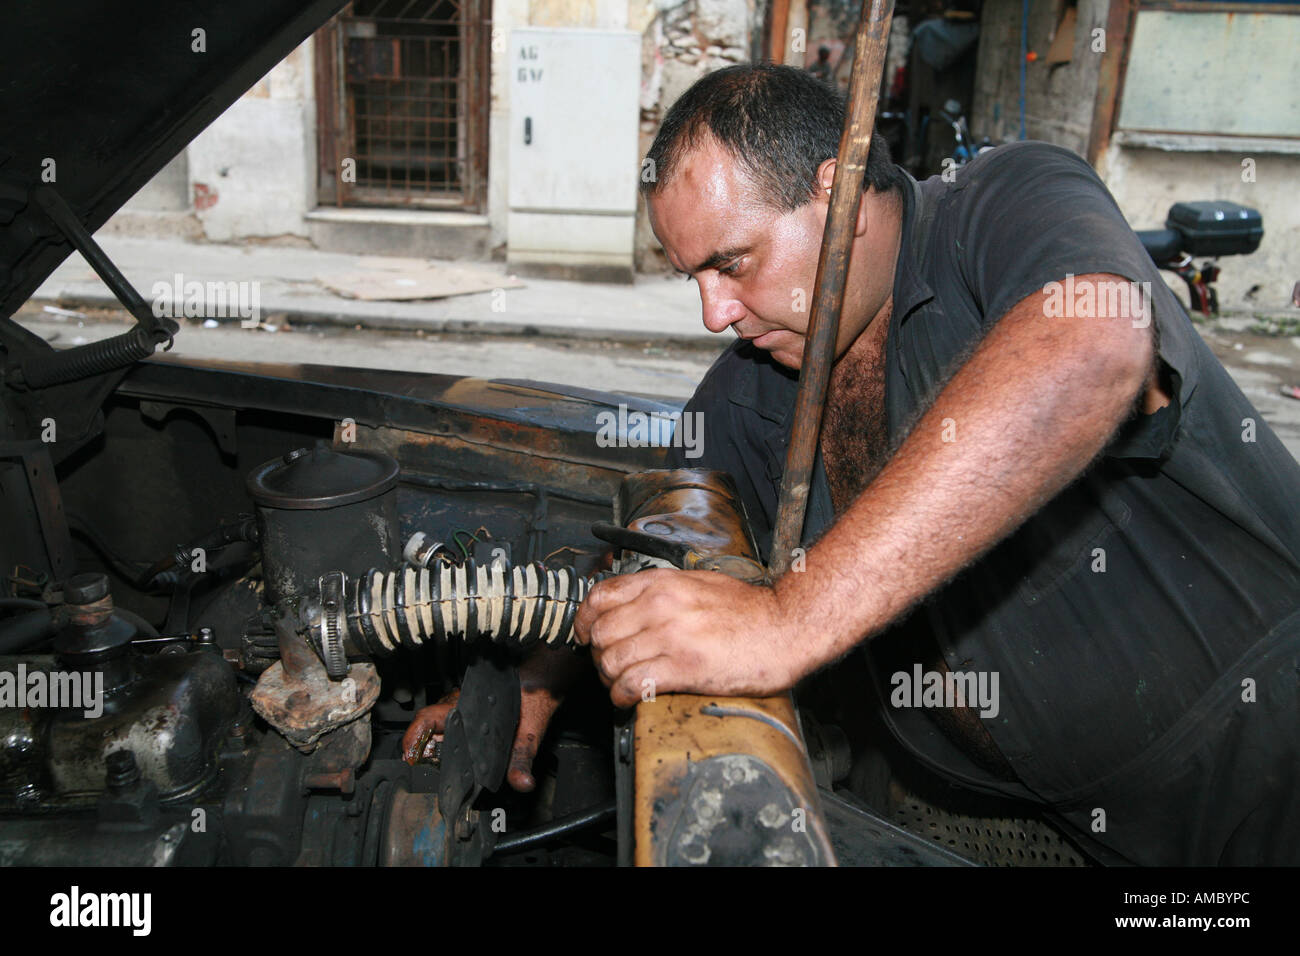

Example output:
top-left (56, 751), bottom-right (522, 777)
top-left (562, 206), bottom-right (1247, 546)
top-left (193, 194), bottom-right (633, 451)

top-left (641, 64), bottom-right (901, 213)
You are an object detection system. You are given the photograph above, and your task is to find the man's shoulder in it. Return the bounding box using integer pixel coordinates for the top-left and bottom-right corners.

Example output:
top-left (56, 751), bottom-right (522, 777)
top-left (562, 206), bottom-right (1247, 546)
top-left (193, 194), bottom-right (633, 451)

top-left (914, 140), bottom-right (1108, 215)
top-left (962, 140), bottom-right (1095, 183)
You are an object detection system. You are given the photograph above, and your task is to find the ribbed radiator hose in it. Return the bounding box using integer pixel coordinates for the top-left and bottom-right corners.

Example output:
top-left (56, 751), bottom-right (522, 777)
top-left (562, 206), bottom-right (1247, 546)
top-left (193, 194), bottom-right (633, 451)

top-left (301, 561), bottom-right (605, 677)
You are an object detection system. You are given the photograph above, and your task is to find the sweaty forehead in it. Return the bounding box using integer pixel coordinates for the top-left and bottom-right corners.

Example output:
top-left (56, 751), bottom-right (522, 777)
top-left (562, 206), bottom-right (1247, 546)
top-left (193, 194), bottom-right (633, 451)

top-left (660, 135), bottom-right (766, 210)
top-left (649, 138), bottom-right (773, 266)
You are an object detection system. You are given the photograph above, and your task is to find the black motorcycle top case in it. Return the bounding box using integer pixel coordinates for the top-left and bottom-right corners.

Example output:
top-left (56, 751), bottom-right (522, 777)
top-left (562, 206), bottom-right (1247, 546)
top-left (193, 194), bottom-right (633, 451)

top-left (1166, 201), bottom-right (1263, 257)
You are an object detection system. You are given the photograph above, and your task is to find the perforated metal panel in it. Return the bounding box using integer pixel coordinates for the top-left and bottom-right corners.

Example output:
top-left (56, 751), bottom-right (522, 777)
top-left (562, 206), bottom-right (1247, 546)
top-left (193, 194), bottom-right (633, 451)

top-left (890, 795), bottom-right (1088, 867)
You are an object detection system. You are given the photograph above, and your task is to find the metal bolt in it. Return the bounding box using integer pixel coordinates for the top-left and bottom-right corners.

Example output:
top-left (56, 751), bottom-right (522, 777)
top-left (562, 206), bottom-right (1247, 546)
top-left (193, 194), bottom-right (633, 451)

top-left (618, 726), bottom-right (633, 761)
top-left (105, 750), bottom-right (141, 791)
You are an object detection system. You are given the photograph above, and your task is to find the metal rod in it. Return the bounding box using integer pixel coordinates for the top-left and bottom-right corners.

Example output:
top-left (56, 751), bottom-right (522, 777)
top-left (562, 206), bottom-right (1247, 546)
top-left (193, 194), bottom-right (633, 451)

top-left (767, 0), bottom-right (895, 578)
top-left (34, 187), bottom-right (169, 335)
top-left (494, 800), bottom-right (618, 854)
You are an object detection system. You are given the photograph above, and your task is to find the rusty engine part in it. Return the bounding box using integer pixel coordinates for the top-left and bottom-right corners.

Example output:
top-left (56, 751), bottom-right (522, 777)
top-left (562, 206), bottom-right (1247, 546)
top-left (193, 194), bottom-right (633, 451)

top-left (606, 469), bottom-right (838, 866)
top-left (249, 611), bottom-right (381, 752)
top-left (0, 572), bottom-right (238, 813)
top-left (247, 442), bottom-right (401, 607)
top-left (53, 572), bottom-right (138, 696)
top-left (597, 469), bottom-right (771, 584)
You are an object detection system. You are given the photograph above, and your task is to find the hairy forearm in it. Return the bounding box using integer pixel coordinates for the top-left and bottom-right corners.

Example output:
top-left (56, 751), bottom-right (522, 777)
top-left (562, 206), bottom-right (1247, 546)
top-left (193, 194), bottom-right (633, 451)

top-left (774, 283), bottom-right (1154, 678)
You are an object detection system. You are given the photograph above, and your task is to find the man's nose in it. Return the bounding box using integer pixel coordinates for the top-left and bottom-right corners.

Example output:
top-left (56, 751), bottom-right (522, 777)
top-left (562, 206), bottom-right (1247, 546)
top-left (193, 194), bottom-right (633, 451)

top-left (697, 276), bottom-right (745, 334)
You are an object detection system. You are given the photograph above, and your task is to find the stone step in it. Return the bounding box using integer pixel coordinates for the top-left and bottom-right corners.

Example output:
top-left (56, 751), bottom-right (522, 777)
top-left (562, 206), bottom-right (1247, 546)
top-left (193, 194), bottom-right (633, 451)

top-left (306, 207), bottom-right (492, 260)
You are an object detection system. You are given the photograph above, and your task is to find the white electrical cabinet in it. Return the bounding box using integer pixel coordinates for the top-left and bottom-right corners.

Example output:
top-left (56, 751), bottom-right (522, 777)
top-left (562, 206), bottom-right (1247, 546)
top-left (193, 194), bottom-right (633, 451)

top-left (507, 28), bottom-right (642, 282)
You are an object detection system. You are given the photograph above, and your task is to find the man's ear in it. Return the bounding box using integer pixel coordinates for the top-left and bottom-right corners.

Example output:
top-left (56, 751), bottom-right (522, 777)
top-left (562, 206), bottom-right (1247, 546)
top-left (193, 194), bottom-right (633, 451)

top-left (855, 188), bottom-right (871, 238)
top-left (816, 158), bottom-right (836, 197)
top-left (817, 158), bottom-right (870, 237)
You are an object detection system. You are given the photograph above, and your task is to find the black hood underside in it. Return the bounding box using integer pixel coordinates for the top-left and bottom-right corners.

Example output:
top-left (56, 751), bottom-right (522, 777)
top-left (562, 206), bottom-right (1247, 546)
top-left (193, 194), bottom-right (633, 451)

top-left (0, 0), bottom-right (347, 331)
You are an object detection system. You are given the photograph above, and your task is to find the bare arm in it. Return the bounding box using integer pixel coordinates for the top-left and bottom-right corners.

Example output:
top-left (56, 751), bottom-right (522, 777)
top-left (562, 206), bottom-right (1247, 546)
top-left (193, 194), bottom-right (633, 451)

top-left (576, 274), bottom-right (1157, 705)
top-left (776, 274), bottom-right (1156, 678)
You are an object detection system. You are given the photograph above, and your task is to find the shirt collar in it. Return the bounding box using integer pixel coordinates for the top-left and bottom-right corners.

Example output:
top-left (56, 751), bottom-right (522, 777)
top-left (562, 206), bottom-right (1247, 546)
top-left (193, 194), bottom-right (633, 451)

top-left (893, 168), bottom-right (938, 321)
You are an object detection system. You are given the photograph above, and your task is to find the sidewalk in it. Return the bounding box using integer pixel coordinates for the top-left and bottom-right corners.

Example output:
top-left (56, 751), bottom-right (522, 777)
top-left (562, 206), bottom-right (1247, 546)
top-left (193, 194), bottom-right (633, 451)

top-left (32, 236), bottom-right (715, 345)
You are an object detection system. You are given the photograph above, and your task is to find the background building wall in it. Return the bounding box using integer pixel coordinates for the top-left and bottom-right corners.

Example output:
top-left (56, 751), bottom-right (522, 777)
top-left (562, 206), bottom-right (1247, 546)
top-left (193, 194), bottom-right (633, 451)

top-left (106, 0), bottom-right (1295, 307)
top-left (1101, 145), bottom-right (1299, 312)
top-left (117, 40), bottom-right (317, 244)
top-left (970, 0), bottom-right (1108, 156)
top-left (188, 41), bottom-right (317, 242)
top-left (633, 0), bottom-right (756, 270)
top-left (1101, 8), bottom-right (1300, 311)
top-left (970, 0), bottom-right (1297, 313)
top-left (485, 0), bottom-right (757, 271)
top-left (114, 0), bottom-right (764, 268)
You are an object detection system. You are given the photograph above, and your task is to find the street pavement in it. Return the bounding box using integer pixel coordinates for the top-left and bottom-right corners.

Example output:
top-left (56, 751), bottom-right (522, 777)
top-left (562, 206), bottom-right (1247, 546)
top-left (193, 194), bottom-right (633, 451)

top-left (22, 236), bottom-right (1300, 461)
top-left (34, 236), bottom-right (712, 344)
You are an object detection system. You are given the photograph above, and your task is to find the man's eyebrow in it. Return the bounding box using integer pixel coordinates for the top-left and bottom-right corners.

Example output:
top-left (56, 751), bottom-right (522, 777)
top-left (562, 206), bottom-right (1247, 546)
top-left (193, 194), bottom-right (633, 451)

top-left (678, 246), bottom-right (750, 276)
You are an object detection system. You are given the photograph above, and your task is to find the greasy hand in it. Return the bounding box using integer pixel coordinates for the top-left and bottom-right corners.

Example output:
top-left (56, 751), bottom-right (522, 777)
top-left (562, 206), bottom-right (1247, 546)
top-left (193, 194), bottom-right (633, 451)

top-left (401, 643), bottom-right (577, 792)
top-left (573, 568), bottom-right (800, 708)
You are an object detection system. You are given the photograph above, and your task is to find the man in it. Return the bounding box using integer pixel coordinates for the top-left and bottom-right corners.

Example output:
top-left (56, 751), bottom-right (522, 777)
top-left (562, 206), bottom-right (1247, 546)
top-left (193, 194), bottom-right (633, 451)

top-left (411, 65), bottom-right (1300, 864)
top-left (807, 45), bottom-right (835, 85)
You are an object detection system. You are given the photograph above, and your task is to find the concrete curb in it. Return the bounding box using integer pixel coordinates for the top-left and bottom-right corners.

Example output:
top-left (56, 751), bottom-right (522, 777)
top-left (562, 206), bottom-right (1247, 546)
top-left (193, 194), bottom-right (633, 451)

top-left (32, 286), bottom-right (722, 349)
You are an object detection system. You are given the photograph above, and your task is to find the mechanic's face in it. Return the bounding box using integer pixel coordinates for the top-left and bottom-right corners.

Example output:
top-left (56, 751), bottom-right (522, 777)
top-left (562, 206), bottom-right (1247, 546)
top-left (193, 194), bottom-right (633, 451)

top-left (647, 135), bottom-right (880, 370)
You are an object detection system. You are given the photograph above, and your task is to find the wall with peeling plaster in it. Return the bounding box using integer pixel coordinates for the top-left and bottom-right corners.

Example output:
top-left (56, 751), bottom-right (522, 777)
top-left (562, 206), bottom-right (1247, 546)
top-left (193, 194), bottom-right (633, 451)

top-left (484, 0), bottom-right (759, 271)
top-left (120, 42), bottom-right (317, 245)
top-left (108, 2), bottom-right (1298, 309)
top-left (971, 0), bottom-right (1298, 311)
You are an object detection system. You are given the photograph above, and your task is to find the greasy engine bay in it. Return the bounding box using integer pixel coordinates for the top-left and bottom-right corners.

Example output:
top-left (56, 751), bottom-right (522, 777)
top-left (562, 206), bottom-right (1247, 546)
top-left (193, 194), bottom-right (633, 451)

top-left (0, 347), bottom-right (853, 867)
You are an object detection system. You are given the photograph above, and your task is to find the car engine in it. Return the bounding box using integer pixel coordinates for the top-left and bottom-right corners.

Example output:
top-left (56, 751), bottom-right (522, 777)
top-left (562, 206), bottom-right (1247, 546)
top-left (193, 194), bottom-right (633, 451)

top-left (0, 376), bottom-right (799, 866)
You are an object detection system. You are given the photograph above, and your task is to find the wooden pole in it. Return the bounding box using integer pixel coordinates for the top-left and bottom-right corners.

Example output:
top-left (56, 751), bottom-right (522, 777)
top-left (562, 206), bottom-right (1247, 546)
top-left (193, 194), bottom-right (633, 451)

top-left (768, 0), bottom-right (791, 63)
top-left (767, 0), bottom-right (895, 578)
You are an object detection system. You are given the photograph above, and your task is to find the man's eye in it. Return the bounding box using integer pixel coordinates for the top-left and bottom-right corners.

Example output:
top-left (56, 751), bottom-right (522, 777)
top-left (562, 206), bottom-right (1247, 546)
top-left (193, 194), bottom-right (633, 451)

top-left (719, 261), bottom-right (741, 276)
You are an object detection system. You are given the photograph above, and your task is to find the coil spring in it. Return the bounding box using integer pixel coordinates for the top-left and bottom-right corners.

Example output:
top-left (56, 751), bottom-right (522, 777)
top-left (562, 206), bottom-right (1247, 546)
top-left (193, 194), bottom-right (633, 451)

top-left (346, 560), bottom-right (600, 654)
top-left (19, 325), bottom-right (161, 389)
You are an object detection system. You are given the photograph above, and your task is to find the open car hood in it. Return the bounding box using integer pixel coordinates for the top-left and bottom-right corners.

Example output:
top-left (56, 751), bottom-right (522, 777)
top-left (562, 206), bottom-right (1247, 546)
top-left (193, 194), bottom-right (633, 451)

top-left (0, 0), bottom-right (346, 328)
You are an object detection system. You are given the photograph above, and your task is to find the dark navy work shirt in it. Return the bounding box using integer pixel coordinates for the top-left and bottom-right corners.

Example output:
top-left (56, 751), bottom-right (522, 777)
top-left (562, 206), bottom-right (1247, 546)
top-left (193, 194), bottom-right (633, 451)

top-left (667, 141), bottom-right (1300, 865)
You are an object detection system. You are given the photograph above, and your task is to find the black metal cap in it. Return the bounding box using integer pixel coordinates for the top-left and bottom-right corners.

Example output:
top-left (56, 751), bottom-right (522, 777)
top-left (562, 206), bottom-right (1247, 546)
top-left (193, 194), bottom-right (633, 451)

top-left (65, 572), bottom-right (109, 604)
top-left (246, 442), bottom-right (399, 510)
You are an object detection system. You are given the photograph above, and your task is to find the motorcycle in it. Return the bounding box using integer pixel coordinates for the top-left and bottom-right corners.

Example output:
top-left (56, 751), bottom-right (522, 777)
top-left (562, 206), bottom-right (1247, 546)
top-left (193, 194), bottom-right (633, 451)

top-left (936, 98), bottom-right (994, 168)
top-left (1135, 201), bottom-right (1263, 317)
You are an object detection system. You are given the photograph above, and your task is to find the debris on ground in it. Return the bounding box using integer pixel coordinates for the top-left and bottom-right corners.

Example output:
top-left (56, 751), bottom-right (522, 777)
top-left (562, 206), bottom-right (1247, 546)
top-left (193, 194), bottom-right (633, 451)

top-left (318, 257), bottom-right (524, 302)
